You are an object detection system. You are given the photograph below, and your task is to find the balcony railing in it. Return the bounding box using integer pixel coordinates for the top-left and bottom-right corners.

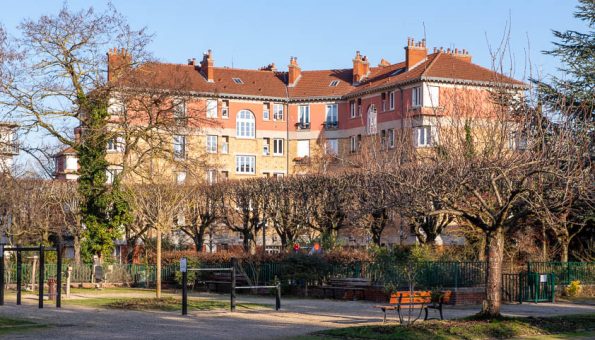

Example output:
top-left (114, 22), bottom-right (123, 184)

top-left (0, 143), bottom-right (18, 155)
top-left (295, 122), bottom-right (310, 130)
top-left (323, 121), bottom-right (338, 129)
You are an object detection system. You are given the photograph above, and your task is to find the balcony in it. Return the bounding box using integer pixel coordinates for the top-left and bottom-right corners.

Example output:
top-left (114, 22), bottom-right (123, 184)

top-left (295, 122), bottom-right (310, 130)
top-left (0, 142), bottom-right (18, 155)
top-left (323, 121), bottom-right (338, 129)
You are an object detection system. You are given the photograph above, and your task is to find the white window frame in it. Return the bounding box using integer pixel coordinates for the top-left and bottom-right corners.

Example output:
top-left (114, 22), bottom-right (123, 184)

top-left (206, 99), bottom-right (218, 118)
top-left (414, 126), bottom-right (433, 147)
top-left (297, 140), bottom-right (310, 158)
top-left (235, 155), bottom-right (255, 174)
top-left (412, 86), bottom-right (422, 107)
top-left (263, 138), bottom-right (270, 155)
top-left (221, 136), bottom-right (229, 154)
top-left (263, 104), bottom-right (270, 120)
top-left (236, 110), bottom-right (256, 138)
top-left (173, 99), bottom-right (186, 124)
top-left (350, 136), bottom-right (357, 153)
top-left (425, 85), bottom-right (440, 108)
top-left (298, 105), bottom-right (310, 128)
top-left (350, 101), bottom-right (356, 118)
top-left (389, 91), bottom-right (395, 110)
top-left (106, 166), bottom-right (123, 184)
top-left (206, 169), bottom-right (217, 184)
top-left (325, 104), bottom-right (338, 127)
top-left (388, 129), bottom-right (395, 148)
top-left (222, 103), bottom-right (229, 119)
top-left (176, 171), bottom-right (187, 184)
top-left (326, 139), bottom-right (338, 155)
top-left (273, 138), bottom-right (284, 156)
top-left (273, 103), bottom-right (284, 121)
top-left (206, 135), bottom-right (218, 153)
top-left (173, 135), bottom-right (186, 159)
top-left (106, 136), bottom-right (125, 152)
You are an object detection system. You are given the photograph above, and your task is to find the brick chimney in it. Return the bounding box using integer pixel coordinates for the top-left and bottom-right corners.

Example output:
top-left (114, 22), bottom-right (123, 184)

top-left (200, 50), bottom-right (214, 82)
top-left (405, 38), bottom-right (427, 70)
top-left (288, 57), bottom-right (301, 87)
top-left (107, 48), bottom-right (132, 82)
top-left (352, 51), bottom-right (370, 84)
top-left (452, 48), bottom-right (472, 63)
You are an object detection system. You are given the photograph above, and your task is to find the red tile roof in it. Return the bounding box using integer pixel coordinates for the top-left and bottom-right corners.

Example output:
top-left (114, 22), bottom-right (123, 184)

top-left (113, 51), bottom-right (524, 100)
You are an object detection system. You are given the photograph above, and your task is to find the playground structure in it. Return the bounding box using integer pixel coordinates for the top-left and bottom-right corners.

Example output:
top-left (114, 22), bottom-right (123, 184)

top-left (180, 257), bottom-right (281, 315)
top-left (0, 244), bottom-right (63, 308)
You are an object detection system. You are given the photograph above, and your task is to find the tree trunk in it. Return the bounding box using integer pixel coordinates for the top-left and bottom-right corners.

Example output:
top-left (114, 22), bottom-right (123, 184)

top-left (193, 228), bottom-right (205, 253)
top-left (558, 229), bottom-right (570, 263)
top-left (73, 235), bottom-right (81, 265)
top-left (480, 227), bottom-right (504, 318)
top-left (242, 230), bottom-right (251, 253)
top-left (156, 227), bottom-right (162, 299)
top-left (541, 224), bottom-right (548, 261)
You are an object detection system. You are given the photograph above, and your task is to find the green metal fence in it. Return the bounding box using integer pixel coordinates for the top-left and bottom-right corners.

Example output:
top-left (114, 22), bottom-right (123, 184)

top-left (527, 262), bottom-right (595, 285)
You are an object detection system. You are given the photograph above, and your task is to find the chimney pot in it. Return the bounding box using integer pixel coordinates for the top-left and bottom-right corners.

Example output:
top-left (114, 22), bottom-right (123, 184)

top-left (405, 37), bottom-right (428, 70)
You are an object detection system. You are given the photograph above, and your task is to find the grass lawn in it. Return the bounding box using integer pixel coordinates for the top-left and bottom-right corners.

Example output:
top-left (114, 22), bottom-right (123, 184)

top-left (0, 316), bottom-right (46, 335)
top-left (305, 314), bottom-right (595, 340)
top-left (65, 296), bottom-right (268, 312)
top-left (69, 287), bottom-right (155, 295)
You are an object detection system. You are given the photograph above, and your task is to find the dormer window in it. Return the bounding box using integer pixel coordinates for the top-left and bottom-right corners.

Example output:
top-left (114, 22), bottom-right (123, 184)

top-left (329, 80), bottom-right (340, 87)
top-left (232, 78), bottom-right (244, 84)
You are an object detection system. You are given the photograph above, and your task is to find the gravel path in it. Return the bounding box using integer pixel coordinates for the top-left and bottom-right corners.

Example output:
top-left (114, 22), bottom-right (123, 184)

top-left (1, 292), bottom-right (593, 339)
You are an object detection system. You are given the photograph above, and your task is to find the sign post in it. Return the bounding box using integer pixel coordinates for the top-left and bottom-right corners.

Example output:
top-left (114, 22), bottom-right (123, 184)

top-left (181, 258), bottom-right (187, 315)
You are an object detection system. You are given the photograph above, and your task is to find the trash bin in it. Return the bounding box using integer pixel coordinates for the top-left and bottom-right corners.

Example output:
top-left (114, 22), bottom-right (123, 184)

top-left (48, 278), bottom-right (56, 300)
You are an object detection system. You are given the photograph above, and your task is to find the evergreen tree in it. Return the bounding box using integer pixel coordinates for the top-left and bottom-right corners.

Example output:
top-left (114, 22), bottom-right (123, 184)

top-left (535, 0), bottom-right (594, 120)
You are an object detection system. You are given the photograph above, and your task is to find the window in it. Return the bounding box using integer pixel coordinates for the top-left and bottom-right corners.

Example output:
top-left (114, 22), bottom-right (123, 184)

top-left (389, 91), bottom-right (395, 110)
top-left (297, 140), bottom-right (309, 158)
top-left (326, 139), bottom-right (338, 155)
top-left (366, 105), bottom-right (377, 135)
top-left (350, 136), bottom-right (357, 153)
top-left (263, 103), bottom-right (270, 120)
top-left (350, 101), bottom-right (356, 118)
top-left (381, 130), bottom-right (387, 149)
top-left (412, 86), bottom-right (422, 107)
top-left (236, 155), bottom-right (255, 174)
top-left (357, 99), bottom-right (362, 116)
top-left (106, 136), bottom-right (124, 152)
top-left (206, 135), bottom-right (218, 153)
top-left (414, 126), bottom-right (435, 147)
top-left (273, 139), bottom-right (284, 156)
top-left (509, 131), bottom-right (527, 150)
top-left (176, 171), bottom-right (187, 184)
top-left (221, 170), bottom-right (229, 180)
top-left (325, 104), bottom-right (338, 127)
top-left (206, 169), bottom-right (217, 184)
top-left (329, 80), bottom-right (339, 87)
top-left (388, 129), bottom-right (395, 148)
top-left (263, 138), bottom-right (270, 155)
top-left (236, 110), bottom-right (255, 138)
top-left (381, 93), bottom-right (387, 112)
top-left (66, 156), bottom-right (78, 171)
top-left (221, 136), bottom-right (229, 154)
top-left (206, 99), bottom-right (218, 118)
top-left (173, 135), bottom-right (186, 159)
top-left (174, 99), bottom-right (186, 125)
top-left (298, 105), bottom-right (310, 128)
top-left (232, 78), bottom-right (244, 84)
top-left (106, 167), bottom-right (123, 184)
top-left (273, 103), bottom-right (284, 120)
top-left (222, 100), bottom-right (229, 119)
top-left (426, 86), bottom-right (439, 108)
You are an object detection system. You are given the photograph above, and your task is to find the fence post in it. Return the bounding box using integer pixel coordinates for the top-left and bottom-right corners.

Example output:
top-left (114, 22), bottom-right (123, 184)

top-left (275, 283), bottom-right (281, 311)
top-left (39, 245), bottom-right (44, 309)
top-left (231, 258), bottom-right (237, 312)
top-left (56, 243), bottom-right (62, 308)
top-left (0, 244), bottom-right (4, 306)
top-left (182, 270), bottom-right (188, 315)
top-left (519, 273), bottom-right (523, 304)
top-left (550, 273), bottom-right (555, 303)
top-left (16, 248), bottom-right (22, 305)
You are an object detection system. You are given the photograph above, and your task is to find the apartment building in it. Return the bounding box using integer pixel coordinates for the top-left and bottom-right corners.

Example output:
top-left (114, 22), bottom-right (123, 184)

top-left (0, 122), bottom-right (18, 173)
top-left (54, 38), bottom-right (524, 182)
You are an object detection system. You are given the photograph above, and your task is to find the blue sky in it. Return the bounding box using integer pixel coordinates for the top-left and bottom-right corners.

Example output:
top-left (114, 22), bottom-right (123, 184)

top-left (0, 0), bottom-right (585, 80)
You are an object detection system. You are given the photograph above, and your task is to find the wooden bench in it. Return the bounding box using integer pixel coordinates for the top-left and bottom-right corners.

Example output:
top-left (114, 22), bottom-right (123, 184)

top-left (322, 278), bottom-right (371, 300)
top-left (375, 290), bottom-right (452, 323)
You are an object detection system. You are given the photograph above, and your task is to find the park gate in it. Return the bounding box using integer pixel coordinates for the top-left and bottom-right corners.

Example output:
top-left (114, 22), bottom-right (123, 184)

top-left (502, 272), bottom-right (555, 303)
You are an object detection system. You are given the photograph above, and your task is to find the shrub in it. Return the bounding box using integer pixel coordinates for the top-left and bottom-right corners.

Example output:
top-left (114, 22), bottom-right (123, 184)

top-left (566, 280), bottom-right (582, 297)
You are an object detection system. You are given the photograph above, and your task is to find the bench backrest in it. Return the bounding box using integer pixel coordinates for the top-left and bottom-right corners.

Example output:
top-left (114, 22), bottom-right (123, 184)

top-left (388, 290), bottom-right (452, 305)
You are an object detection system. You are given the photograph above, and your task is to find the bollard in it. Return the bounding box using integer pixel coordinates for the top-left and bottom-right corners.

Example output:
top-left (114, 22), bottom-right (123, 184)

top-left (48, 278), bottom-right (56, 301)
top-left (275, 283), bottom-right (281, 311)
top-left (231, 258), bottom-right (237, 312)
top-left (66, 266), bottom-right (72, 299)
top-left (182, 270), bottom-right (188, 315)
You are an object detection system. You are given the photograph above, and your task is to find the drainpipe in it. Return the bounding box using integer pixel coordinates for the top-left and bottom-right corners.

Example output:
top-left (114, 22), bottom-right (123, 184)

top-left (284, 75), bottom-right (290, 175)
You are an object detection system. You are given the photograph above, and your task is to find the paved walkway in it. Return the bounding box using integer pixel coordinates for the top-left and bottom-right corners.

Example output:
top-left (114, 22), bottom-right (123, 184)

top-left (1, 293), bottom-right (593, 339)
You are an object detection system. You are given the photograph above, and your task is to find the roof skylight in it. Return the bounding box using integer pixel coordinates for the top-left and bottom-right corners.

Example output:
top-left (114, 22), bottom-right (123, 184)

top-left (232, 78), bottom-right (244, 84)
top-left (329, 80), bottom-right (340, 87)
